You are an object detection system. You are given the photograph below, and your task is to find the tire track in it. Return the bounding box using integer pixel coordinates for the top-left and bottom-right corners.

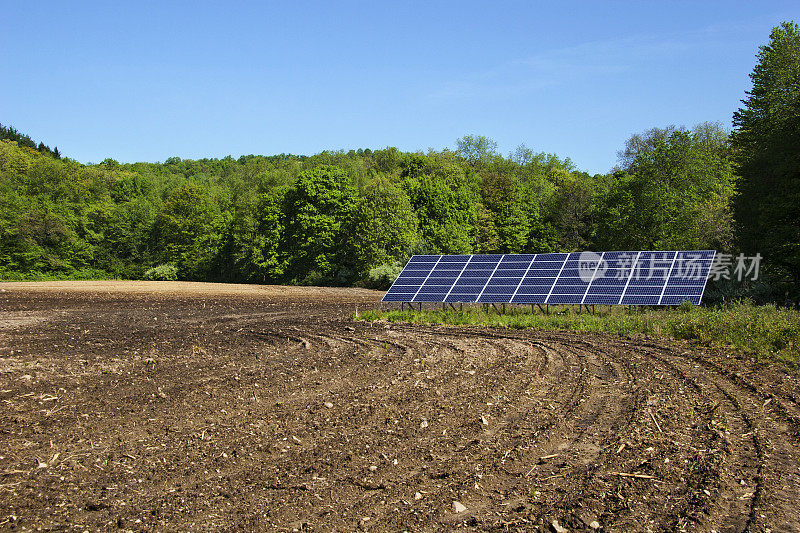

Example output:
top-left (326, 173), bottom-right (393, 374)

top-left (311, 323), bottom-right (799, 531)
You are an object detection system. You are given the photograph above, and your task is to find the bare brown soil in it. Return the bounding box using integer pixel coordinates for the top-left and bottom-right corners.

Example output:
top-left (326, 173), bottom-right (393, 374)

top-left (1, 282), bottom-right (799, 532)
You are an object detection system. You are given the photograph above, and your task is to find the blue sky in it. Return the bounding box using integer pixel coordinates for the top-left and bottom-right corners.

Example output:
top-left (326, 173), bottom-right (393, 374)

top-left (2, 1), bottom-right (797, 173)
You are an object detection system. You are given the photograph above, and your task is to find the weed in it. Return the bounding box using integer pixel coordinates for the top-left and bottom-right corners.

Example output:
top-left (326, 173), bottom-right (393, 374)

top-left (355, 301), bottom-right (800, 369)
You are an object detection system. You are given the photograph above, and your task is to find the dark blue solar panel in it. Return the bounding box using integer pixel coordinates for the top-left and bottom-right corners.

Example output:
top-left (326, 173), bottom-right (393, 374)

top-left (382, 251), bottom-right (716, 305)
top-left (621, 295), bottom-right (661, 305)
top-left (583, 294), bottom-right (625, 305)
top-left (512, 294), bottom-right (548, 304)
top-left (549, 294), bottom-right (584, 304)
top-left (473, 255), bottom-right (529, 303)
top-left (664, 286), bottom-right (704, 295)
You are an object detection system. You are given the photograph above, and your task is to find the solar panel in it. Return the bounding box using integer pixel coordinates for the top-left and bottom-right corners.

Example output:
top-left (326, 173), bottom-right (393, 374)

top-left (382, 250), bottom-right (716, 305)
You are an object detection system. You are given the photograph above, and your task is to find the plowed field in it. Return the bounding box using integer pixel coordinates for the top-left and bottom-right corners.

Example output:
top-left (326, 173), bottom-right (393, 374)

top-left (1, 282), bottom-right (799, 531)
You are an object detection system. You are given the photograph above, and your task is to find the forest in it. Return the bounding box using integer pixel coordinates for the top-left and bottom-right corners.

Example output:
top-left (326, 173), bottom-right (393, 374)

top-left (1, 22), bottom-right (798, 301)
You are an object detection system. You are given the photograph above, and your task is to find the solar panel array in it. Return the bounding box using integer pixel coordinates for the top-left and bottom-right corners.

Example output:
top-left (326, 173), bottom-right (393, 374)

top-left (382, 250), bottom-right (716, 306)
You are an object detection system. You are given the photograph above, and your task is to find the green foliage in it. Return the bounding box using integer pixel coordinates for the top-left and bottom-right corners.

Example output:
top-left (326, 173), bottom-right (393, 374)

top-left (0, 123), bottom-right (60, 159)
top-left (283, 166), bottom-right (358, 284)
top-left (456, 134), bottom-right (499, 168)
top-left (0, 128), bottom-right (767, 289)
top-left (704, 275), bottom-right (783, 305)
top-left (732, 21), bottom-right (800, 291)
top-left (403, 165), bottom-right (478, 254)
top-left (478, 172), bottom-right (528, 253)
top-left (4, 130), bottom-right (618, 284)
top-left (0, 268), bottom-right (114, 281)
top-left (365, 260), bottom-right (404, 290)
top-left (349, 179), bottom-right (418, 275)
top-left (225, 186), bottom-right (288, 283)
top-left (154, 184), bottom-right (225, 280)
top-left (143, 263), bottom-right (179, 281)
top-left (598, 123), bottom-right (736, 251)
top-left (357, 301), bottom-right (800, 368)
top-left (545, 169), bottom-right (605, 251)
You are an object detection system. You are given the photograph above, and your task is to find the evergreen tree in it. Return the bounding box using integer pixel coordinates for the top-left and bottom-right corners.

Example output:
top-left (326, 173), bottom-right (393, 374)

top-left (732, 21), bottom-right (800, 289)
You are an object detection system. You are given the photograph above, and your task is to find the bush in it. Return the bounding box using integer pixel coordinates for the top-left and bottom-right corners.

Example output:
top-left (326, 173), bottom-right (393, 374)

top-left (365, 261), bottom-right (404, 290)
top-left (0, 268), bottom-right (115, 281)
top-left (143, 264), bottom-right (179, 281)
top-left (704, 275), bottom-right (783, 305)
top-left (299, 270), bottom-right (324, 286)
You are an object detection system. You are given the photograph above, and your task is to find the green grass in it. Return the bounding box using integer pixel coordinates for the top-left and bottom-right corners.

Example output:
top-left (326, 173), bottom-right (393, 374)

top-left (355, 301), bottom-right (800, 369)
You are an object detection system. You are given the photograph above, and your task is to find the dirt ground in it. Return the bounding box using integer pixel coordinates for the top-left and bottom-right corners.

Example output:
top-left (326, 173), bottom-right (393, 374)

top-left (1, 281), bottom-right (799, 532)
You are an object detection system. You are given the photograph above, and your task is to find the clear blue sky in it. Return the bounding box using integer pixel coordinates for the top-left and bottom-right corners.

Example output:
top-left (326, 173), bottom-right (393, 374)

top-left (2, 1), bottom-right (797, 173)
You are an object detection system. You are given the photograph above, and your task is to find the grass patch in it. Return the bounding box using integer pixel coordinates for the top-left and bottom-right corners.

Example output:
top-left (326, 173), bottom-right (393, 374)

top-left (355, 301), bottom-right (800, 369)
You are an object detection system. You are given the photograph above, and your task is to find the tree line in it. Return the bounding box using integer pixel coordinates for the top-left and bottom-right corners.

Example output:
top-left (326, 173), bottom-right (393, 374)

top-left (0, 123), bottom-right (60, 159)
top-left (0, 22), bottom-right (797, 299)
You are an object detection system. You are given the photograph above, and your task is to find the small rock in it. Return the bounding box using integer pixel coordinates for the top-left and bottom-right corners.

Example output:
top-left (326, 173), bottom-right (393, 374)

top-left (345, 326), bottom-right (355, 331)
top-left (579, 513), bottom-right (601, 530)
top-left (452, 501), bottom-right (467, 513)
top-left (551, 519), bottom-right (568, 533)
top-left (480, 415), bottom-right (489, 426)
top-left (414, 492), bottom-right (423, 500)
top-left (291, 435), bottom-right (303, 445)
top-left (579, 513), bottom-right (601, 529)
top-left (420, 419), bottom-right (429, 429)
top-left (368, 465), bottom-right (377, 472)
top-left (324, 401), bottom-right (334, 408)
